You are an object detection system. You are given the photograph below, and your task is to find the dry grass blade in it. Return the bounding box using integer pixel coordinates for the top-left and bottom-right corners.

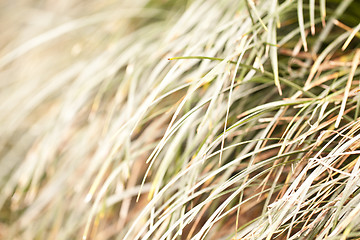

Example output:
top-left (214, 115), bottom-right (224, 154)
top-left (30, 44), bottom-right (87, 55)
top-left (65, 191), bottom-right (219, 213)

top-left (342, 23), bottom-right (360, 51)
top-left (297, 0), bottom-right (308, 52)
top-left (335, 49), bottom-right (360, 127)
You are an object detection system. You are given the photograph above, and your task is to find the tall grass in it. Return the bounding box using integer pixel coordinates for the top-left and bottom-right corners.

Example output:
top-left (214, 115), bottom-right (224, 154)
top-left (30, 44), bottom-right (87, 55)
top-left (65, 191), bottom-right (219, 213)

top-left (1, 0), bottom-right (360, 239)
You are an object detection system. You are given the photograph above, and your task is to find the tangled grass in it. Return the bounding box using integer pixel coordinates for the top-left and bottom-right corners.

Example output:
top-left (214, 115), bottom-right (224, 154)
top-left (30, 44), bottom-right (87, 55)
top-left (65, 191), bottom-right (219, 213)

top-left (1, 0), bottom-right (360, 239)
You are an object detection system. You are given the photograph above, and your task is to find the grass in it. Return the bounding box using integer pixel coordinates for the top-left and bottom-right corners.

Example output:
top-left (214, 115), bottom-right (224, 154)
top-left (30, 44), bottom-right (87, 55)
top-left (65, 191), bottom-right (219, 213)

top-left (1, 0), bottom-right (360, 239)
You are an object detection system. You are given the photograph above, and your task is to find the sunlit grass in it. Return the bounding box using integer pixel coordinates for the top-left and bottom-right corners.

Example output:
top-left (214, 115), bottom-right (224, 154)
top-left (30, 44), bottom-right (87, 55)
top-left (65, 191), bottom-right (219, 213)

top-left (1, 0), bottom-right (360, 239)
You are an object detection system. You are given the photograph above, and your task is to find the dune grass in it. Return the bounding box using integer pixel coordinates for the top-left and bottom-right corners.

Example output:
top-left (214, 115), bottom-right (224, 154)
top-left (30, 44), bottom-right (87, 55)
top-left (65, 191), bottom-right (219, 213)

top-left (1, 0), bottom-right (360, 239)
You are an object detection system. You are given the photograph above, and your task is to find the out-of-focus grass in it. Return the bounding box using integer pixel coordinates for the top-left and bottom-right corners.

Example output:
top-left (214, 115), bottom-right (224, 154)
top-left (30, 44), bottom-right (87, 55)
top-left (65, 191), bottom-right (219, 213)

top-left (1, 0), bottom-right (360, 239)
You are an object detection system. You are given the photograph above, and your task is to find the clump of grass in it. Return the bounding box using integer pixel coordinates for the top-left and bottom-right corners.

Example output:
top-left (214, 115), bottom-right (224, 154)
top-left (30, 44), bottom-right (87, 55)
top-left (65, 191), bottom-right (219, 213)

top-left (1, 0), bottom-right (360, 239)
